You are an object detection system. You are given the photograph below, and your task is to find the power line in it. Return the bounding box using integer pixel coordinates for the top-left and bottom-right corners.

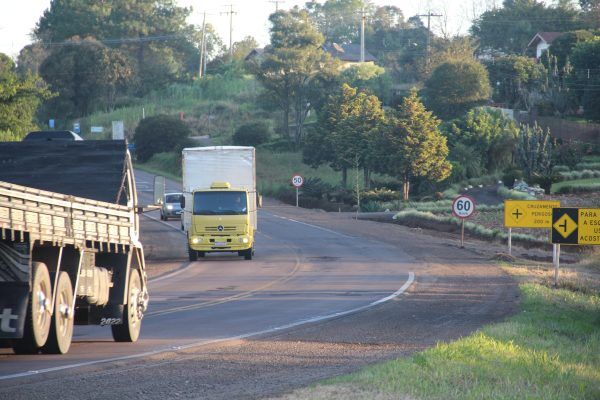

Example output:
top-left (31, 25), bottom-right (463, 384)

top-left (418, 12), bottom-right (443, 67)
top-left (221, 4), bottom-right (237, 62)
top-left (268, 0), bottom-right (285, 12)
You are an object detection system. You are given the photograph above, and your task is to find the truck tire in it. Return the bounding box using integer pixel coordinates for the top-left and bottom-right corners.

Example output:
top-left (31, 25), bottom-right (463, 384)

top-left (244, 248), bottom-right (253, 260)
top-left (188, 246), bottom-right (198, 261)
top-left (111, 269), bottom-right (143, 342)
top-left (43, 272), bottom-right (74, 354)
top-left (12, 262), bottom-right (52, 354)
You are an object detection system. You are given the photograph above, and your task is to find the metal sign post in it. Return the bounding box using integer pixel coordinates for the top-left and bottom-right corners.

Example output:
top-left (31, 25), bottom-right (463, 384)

top-left (291, 174), bottom-right (304, 208)
top-left (452, 195), bottom-right (476, 248)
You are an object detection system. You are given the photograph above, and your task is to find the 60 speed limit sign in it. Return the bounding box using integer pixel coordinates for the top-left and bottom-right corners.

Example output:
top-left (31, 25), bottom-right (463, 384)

top-left (452, 195), bottom-right (476, 219)
top-left (291, 174), bottom-right (304, 188)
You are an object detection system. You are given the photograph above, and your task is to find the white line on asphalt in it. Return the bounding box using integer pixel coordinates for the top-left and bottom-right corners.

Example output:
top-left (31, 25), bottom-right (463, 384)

top-left (262, 211), bottom-right (356, 239)
top-left (0, 272), bottom-right (414, 381)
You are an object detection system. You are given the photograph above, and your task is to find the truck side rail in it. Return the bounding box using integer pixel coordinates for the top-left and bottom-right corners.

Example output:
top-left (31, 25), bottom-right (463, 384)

top-left (0, 180), bottom-right (134, 250)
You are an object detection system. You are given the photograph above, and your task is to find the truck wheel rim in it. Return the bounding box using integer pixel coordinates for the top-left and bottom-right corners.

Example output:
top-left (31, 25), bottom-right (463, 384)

top-left (35, 281), bottom-right (51, 333)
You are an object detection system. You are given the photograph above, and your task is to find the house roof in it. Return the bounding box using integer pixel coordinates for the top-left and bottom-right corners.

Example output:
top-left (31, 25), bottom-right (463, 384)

top-left (244, 48), bottom-right (264, 61)
top-left (527, 32), bottom-right (563, 48)
top-left (322, 43), bottom-right (377, 62)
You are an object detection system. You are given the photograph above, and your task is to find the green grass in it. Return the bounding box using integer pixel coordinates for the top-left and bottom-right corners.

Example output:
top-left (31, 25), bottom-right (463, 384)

top-left (551, 178), bottom-right (600, 193)
top-left (256, 149), bottom-right (354, 195)
top-left (325, 283), bottom-right (600, 399)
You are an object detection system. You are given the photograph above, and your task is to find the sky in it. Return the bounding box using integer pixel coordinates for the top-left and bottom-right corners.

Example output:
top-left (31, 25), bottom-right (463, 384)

top-left (0, 0), bottom-right (498, 58)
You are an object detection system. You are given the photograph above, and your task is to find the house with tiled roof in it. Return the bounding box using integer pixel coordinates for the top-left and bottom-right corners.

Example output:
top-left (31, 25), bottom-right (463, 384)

top-left (527, 32), bottom-right (564, 59)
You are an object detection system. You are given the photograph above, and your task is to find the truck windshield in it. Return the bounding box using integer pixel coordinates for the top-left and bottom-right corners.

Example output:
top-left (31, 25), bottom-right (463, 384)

top-left (193, 191), bottom-right (247, 215)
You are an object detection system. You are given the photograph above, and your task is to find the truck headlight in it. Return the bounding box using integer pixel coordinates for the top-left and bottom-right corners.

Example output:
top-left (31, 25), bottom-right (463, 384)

top-left (191, 237), bottom-right (201, 244)
top-left (238, 237), bottom-right (249, 244)
top-left (167, 204), bottom-right (173, 210)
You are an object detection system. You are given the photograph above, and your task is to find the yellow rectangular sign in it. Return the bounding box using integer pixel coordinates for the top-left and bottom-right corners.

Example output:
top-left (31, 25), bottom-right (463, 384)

top-left (578, 208), bottom-right (600, 245)
top-left (504, 200), bottom-right (561, 228)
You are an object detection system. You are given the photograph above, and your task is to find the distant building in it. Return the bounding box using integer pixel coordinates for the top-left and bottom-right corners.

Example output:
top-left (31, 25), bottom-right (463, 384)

top-left (244, 48), bottom-right (265, 62)
top-left (322, 43), bottom-right (377, 68)
top-left (245, 43), bottom-right (377, 68)
top-left (527, 32), bottom-right (563, 60)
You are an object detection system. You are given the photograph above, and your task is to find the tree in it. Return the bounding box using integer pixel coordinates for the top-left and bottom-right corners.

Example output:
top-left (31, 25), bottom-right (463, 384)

top-left (516, 122), bottom-right (552, 180)
top-left (471, 0), bottom-right (584, 54)
top-left (303, 83), bottom-right (385, 188)
top-left (133, 114), bottom-right (191, 162)
top-left (35, 0), bottom-right (198, 94)
top-left (329, 84), bottom-right (386, 189)
top-left (252, 8), bottom-right (335, 145)
top-left (545, 30), bottom-right (596, 71)
top-left (0, 54), bottom-right (53, 141)
top-left (424, 60), bottom-right (491, 119)
top-left (446, 108), bottom-right (519, 175)
top-left (305, 0), bottom-right (373, 44)
top-left (373, 89), bottom-right (452, 201)
top-left (40, 38), bottom-right (132, 118)
top-left (485, 55), bottom-right (546, 109)
top-left (569, 38), bottom-right (600, 120)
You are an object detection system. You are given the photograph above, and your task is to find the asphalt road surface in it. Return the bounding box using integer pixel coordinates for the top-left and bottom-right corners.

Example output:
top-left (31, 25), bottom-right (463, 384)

top-left (0, 170), bottom-right (518, 399)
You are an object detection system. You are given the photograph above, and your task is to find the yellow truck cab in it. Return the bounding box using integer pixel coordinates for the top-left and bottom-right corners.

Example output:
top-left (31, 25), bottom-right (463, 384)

top-left (181, 147), bottom-right (257, 261)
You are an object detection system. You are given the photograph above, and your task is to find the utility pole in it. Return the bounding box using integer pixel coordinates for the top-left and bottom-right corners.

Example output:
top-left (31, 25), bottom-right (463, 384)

top-left (359, 8), bottom-right (367, 62)
top-left (418, 11), bottom-right (442, 68)
top-left (221, 5), bottom-right (236, 62)
top-left (269, 0), bottom-right (285, 12)
top-left (199, 12), bottom-right (206, 78)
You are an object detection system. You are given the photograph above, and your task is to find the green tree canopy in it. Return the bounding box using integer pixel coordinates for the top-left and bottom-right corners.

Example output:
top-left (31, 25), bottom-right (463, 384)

top-left (424, 60), bottom-right (491, 119)
top-left (485, 55), bottom-right (546, 109)
top-left (305, 0), bottom-right (373, 44)
top-left (471, 0), bottom-right (584, 54)
top-left (373, 89), bottom-right (451, 200)
top-left (35, 0), bottom-right (200, 94)
top-left (569, 38), bottom-right (600, 120)
top-left (40, 38), bottom-right (132, 119)
top-left (446, 108), bottom-right (519, 177)
top-left (253, 8), bottom-right (336, 145)
top-left (0, 54), bottom-right (53, 141)
top-left (303, 83), bottom-right (385, 187)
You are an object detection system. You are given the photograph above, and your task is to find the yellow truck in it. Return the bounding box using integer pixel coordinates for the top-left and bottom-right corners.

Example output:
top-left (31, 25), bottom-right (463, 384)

top-left (181, 147), bottom-right (257, 261)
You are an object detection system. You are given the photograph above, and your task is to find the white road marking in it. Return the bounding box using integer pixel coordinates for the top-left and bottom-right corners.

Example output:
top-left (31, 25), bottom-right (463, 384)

top-left (0, 272), bottom-right (414, 381)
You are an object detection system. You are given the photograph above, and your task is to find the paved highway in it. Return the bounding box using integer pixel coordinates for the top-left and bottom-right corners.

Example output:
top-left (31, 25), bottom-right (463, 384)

top-left (0, 170), bottom-right (417, 386)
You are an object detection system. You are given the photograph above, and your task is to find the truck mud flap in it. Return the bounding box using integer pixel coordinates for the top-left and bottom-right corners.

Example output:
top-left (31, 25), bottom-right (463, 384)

top-left (75, 304), bottom-right (125, 326)
top-left (0, 282), bottom-right (29, 339)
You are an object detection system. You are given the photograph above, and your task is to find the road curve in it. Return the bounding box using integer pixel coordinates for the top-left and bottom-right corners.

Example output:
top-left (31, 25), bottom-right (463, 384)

top-left (0, 171), bottom-right (417, 387)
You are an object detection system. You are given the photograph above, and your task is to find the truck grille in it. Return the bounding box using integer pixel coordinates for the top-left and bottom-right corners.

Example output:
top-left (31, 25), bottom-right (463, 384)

top-left (205, 226), bottom-right (236, 232)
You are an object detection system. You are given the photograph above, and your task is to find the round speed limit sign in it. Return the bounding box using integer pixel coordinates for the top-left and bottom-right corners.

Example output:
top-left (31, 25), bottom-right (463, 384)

top-left (291, 174), bottom-right (304, 188)
top-left (452, 195), bottom-right (476, 219)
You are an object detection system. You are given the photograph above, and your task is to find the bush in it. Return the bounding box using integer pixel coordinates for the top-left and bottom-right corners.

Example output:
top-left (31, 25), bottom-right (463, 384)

top-left (555, 184), bottom-right (600, 194)
top-left (133, 114), bottom-right (192, 162)
top-left (232, 122), bottom-right (271, 146)
top-left (361, 188), bottom-right (398, 203)
top-left (502, 168), bottom-right (523, 188)
top-left (497, 185), bottom-right (535, 200)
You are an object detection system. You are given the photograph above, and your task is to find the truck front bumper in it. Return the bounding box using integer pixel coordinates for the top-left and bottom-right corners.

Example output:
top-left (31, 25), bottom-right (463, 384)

top-left (188, 234), bottom-right (253, 252)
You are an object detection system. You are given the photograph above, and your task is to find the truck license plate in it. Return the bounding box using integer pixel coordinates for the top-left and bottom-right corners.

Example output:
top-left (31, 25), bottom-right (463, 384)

top-left (215, 242), bottom-right (227, 246)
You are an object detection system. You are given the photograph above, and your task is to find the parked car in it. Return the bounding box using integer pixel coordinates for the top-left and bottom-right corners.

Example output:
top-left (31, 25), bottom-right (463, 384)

top-left (23, 130), bottom-right (84, 141)
top-left (160, 192), bottom-right (183, 220)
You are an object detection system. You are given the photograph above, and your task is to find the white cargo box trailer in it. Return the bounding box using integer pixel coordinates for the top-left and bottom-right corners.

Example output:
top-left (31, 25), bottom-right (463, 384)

top-left (181, 146), bottom-right (257, 232)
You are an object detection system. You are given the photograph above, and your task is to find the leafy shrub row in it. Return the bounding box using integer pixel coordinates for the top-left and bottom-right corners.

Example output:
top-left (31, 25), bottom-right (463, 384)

top-left (558, 169), bottom-right (600, 181)
top-left (555, 184), bottom-right (600, 194)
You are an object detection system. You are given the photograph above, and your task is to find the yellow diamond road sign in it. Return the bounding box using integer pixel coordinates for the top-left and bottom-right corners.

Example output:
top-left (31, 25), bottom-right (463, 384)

top-left (504, 200), bottom-right (560, 228)
top-left (553, 213), bottom-right (578, 239)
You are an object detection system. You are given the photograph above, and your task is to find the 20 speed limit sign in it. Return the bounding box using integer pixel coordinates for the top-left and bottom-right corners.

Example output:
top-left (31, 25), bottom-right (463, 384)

top-left (452, 195), bottom-right (476, 218)
top-left (291, 174), bottom-right (304, 188)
